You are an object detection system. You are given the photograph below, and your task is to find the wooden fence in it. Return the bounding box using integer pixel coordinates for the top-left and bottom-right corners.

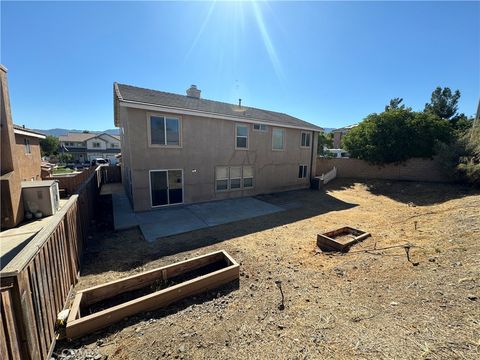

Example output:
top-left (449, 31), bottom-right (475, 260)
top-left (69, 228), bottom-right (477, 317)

top-left (101, 165), bottom-right (121, 184)
top-left (0, 166), bottom-right (102, 359)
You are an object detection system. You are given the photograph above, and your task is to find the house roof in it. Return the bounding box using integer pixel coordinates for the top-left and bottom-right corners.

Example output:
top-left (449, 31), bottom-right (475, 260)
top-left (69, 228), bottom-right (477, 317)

top-left (59, 132), bottom-right (120, 143)
top-left (13, 124), bottom-right (46, 139)
top-left (115, 83), bottom-right (323, 132)
top-left (59, 132), bottom-right (97, 142)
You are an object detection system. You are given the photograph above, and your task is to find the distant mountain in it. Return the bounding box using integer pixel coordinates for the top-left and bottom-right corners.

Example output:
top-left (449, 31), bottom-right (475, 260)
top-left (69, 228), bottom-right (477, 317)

top-left (35, 128), bottom-right (120, 137)
top-left (322, 128), bottom-right (335, 133)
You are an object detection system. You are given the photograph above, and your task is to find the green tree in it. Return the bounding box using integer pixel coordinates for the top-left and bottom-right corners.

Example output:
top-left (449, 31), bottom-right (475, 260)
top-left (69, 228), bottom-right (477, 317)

top-left (317, 132), bottom-right (333, 155)
top-left (58, 153), bottom-right (73, 164)
top-left (343, 109), bottom-right (452, 164)
top-left (40, 135), bottom-right (60, 156)
top-left (424, 87), bottom-right (461, 120)
top-left (385, 98), bottom-right (411, 111)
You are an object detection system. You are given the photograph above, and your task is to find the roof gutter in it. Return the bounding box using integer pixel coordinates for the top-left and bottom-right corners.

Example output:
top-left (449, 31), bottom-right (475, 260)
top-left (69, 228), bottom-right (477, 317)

top-left (118, 98), bottom-right (323, 132)
top-left (13, 128), bottom-right (46, 139)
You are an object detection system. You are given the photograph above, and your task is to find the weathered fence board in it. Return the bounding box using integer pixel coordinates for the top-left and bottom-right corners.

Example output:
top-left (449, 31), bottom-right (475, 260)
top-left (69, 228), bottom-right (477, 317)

top-left (0, 166), bottom-right (103, 359)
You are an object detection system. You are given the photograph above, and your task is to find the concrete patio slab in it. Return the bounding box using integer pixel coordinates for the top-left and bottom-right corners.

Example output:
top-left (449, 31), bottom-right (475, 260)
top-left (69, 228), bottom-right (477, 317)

top-left (188, 197), bottom-right (283, 227)
top-left (111, 188), bottom-right (285, 242)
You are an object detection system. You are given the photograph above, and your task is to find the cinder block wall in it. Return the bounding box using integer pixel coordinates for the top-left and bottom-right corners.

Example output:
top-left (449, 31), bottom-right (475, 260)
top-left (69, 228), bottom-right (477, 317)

top-left (316, 157), bottom-right (450, 183)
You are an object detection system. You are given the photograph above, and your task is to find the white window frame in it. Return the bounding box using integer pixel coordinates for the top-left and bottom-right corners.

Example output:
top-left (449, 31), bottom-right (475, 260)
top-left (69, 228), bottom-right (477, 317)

top-left (253, 123), bottom-right (268, 132)
top-left (149, 169), bottom-right (184, 208)
top-left (301, 131), bottom-right (311, 148)
top-left (235, 123), bottom-right (249, 150)
top-left (298, 165), bottom-right (308, 179)
top-left (24, 138), bottom-right (31, 154)
top-left (215, 166), bottom-right (230, 192)
top-left (242, 166), bottom-right (254, 188)
top-left (147, 113), bottom-right (182, 148)
top-left (272, 128), bottom-right (285, 151)
top-left (93, 142), bottom-right (101, 148)
top-left (229, 166), bottom-right (242, 189)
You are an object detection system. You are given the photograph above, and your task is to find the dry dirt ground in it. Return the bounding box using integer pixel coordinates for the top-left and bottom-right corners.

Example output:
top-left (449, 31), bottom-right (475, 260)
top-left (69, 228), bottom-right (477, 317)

top-left (55, 180), bottom-right (480, 359)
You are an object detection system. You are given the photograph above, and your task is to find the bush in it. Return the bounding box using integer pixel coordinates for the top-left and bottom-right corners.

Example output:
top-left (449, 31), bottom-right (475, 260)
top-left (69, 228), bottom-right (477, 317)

top-left (343, 109), bottom-right (452, 164)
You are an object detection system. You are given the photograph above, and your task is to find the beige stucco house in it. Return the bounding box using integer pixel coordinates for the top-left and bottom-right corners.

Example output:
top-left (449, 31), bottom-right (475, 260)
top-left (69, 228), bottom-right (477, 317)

top-left (114, 83), bottom-right (323, 212)
top-left (59, 132), bottom-right (121, 164)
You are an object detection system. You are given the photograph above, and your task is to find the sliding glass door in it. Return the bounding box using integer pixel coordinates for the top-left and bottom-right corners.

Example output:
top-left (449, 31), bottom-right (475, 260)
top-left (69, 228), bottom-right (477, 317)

top-left (150, 169), bottom-right (183, 207)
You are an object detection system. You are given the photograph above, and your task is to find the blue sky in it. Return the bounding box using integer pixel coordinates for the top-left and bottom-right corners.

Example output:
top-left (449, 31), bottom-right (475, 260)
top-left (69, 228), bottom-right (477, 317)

top-left (1, 1), bottom-right (479, 130)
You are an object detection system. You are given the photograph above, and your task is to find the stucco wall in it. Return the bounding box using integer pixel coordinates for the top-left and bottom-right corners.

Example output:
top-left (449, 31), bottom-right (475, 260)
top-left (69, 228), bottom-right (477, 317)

top-left (122, 107), bottom-right (318, 211)
top-left (316, 157), bottom-right (449, 183)
top-left (15, 134), bottom-right (42, 181)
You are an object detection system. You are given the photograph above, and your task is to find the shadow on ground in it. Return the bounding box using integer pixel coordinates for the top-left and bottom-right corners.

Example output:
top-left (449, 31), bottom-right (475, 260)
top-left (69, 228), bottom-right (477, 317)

top-left (81, 189), bottom-right (357, 276)
top-left (325, 178), bottom-right (478, 206)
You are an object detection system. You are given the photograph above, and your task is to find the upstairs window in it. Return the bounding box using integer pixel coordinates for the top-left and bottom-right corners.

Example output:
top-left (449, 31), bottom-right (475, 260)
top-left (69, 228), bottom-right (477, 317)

top-left (298, 165), bottom-right (308, 178)
top-left (24, 138), bottom-right (31, 154)
top-left (272, 128), bottom-right (285, 150)
top-left (149, 115), bottom-right (181, 146)
top-left (111, 143), bottom-right (117, 148)
top-left (93, 142), bottom-right (101, 148)
top-left (235, 124), bottom-right (249, 149)
top-left (301, 132), bottom-right (311, 147)
top-left (253, 124), bottom-right (267, 132)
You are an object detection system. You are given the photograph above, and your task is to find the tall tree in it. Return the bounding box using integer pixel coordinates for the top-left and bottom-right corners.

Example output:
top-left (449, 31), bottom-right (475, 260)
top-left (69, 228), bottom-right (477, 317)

top-left (40, 135), bottom-right (60, 156)
top-left (385, 97), bottom-right (409, 111)
top-left (343, 109), bottom-right (452, 164)
top-left (424, 87), bottom-right (461, 120)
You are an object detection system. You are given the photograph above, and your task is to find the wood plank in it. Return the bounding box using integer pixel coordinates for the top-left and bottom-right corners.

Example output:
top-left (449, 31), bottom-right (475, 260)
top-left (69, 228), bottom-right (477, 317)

top-left (67, 292), bottom-right (83, 324)
top-left (33, 256), bottom-right (53, 348)
top-left (1, 289), bottom-right (22, 360)
top-left (0, 310), bottom-right (10, 360)
top-left (28, 263), bottom-right (47, 359)
top-left (47, 239), bottom-right (61, 314)
top-left (66, 264), bottom-right (239, 339)
top-left (16, 270), bottom-right (41, 359)
top-left (81, 251), bottom-right (225, 305)
top-left (39, 248), bottom-right (55, 341)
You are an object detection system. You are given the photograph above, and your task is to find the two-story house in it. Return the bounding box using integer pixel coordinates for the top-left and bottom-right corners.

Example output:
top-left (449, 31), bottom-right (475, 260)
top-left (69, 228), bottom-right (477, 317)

top-left (58, 132), bottom-right (121, 164)
top-left (114, 83), bottom-right (323, 212)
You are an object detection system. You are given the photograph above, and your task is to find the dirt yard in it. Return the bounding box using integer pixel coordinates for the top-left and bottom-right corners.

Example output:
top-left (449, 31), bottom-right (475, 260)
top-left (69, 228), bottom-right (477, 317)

top-left (55, 180), bottom-right (480, 359)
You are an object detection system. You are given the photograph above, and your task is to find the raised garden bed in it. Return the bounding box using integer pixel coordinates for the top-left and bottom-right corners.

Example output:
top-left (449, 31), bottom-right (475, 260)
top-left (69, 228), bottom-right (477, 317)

top-left (66, 250), bottom-right (239, 339)
top-left (317, 226), bottom-right (371, 252)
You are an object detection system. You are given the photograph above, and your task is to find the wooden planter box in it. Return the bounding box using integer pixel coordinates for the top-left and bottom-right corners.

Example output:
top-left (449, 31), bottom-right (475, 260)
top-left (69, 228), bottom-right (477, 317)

top-left (317, 226), bottom-right (371, 252)
top-left (66, 250), bottom-right (239, 339)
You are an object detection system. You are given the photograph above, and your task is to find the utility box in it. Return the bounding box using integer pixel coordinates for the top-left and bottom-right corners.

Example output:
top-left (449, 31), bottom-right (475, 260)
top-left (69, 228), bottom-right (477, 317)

top-left (21, 180), bottom-right (60, 217)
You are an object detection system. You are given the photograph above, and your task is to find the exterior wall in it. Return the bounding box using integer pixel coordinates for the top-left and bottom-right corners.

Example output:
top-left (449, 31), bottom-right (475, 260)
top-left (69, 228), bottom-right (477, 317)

top-left (86, 137), bottom-right (107, 150)
top-left (316, 157), bottom-right (450, 183)
top-left (122, 107), bottom-right (317, 211)
top-left (14, 134), bottom-right (42, 181)
top-left (1, 65), bottom-right (24, 228)
top-left (98, 134), bottom-right (121, 149)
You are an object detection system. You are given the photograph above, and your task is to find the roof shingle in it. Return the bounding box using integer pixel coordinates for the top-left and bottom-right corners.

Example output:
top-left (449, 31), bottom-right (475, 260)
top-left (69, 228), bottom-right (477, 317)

top-left (116, 83), bottom-right (323, 132)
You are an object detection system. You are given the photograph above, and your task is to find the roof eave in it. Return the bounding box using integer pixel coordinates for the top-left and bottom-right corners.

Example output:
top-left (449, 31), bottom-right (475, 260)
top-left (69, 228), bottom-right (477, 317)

top-left (118, 98), bottom-right (323, 132)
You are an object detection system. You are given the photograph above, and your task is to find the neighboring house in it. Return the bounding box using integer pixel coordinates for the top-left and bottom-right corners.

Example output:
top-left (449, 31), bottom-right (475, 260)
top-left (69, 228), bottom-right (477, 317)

top-left (58, 132), bottom-right (121, 164)
top-left (1, 65), bottom-right (46, 228)
top-left (332, 124), bottom-right (357, 149)
top-left (13, 124), bottom-right (46, 181)
top-left (114, 83), bottom-right (323, 212)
